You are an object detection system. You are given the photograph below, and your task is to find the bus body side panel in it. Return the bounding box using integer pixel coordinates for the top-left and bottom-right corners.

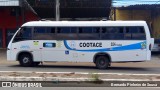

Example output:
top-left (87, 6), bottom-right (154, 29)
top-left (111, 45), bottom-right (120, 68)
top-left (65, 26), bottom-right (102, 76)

top-left (42, 50), bottom-right (75, 62)
top-left (40, 40), bottom-right (72, 62)
top-left (7, 43), bottom-right (20, 61)
top-left (8, 40), bottom-right (149, 63)
top-left (64, 40), bottom-right (147, 62)
top-left (7, 47), bottom-right (12, 61)
top-left (108, 51), bottom-right (147, 62)
top-left (75, 50), bottom-right (147, 63)
top-left (8, 41), bottom-right (42, 62)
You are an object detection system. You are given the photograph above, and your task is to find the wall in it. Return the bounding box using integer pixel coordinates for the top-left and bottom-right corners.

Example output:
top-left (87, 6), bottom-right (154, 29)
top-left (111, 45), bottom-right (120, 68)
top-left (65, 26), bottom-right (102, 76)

top-left (152, 10), bottom-right (160, 38)
top-left (0, 8), bottom-right (38, 29)
top-left (115, 9), bottom-right (151, 21)
top-left (0, 7), bottom-right (39, 48)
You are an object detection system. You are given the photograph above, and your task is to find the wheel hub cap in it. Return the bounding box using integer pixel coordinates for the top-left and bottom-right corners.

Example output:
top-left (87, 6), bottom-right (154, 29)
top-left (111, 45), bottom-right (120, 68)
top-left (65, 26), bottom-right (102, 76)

top-left (100, 59), bottom-right (105, 65)
top-left (23, 57), bottom-right (29, 63)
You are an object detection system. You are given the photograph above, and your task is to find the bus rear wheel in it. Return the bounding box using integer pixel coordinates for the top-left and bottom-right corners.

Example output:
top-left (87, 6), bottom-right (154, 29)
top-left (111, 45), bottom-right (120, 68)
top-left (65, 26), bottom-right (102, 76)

top-left (95, 56), bottom-right (110, 69)
top-left (19, 54), bottom-right (34, 67)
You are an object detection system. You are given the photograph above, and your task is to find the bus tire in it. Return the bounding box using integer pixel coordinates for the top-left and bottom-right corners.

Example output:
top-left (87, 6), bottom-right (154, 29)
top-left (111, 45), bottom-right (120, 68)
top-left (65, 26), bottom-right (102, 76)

top-left (95, 56), bottom-right (110, 69)
top-left (19, 54), bottom-right (34, 67)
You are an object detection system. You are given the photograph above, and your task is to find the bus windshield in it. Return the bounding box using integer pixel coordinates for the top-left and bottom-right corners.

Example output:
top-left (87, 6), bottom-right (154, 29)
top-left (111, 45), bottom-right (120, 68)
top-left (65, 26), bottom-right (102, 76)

top-left (13, 27), bottom-right (32, 43)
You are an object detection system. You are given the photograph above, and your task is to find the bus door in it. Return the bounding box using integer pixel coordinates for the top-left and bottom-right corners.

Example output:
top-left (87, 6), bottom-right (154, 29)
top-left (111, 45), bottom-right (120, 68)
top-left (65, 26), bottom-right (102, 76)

top-left (23, 27), bottom-right (42, 62)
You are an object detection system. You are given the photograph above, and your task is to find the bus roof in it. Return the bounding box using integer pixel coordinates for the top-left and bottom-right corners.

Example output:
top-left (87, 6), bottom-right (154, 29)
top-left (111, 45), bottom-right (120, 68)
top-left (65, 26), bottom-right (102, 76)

top-left (22, 21), bottom-right (147, 27)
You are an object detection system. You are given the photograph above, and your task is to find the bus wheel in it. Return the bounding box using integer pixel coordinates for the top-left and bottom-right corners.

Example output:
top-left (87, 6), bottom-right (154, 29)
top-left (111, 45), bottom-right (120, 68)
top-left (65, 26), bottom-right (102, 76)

top-left (95, 56), bottom-right (110, 69)
top-left (19, 54), bottom-right (33, 67)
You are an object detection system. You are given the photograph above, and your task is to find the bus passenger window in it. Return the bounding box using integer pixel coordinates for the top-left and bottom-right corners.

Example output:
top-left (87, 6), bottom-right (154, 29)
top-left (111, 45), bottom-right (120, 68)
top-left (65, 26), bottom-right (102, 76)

top-left (78, 27), bottom-right (100, 40)
top-left (101, 27), bottom-right (124, 40)
top-left (34, 27), bottom-right (46, 33)
top-left (119, 27), bottom-right (124, 33)
top-left (57, 27), bottom-right (70, 33)
top-left (46, 27), bottom-right (55, 33)
top-left (78, 27), bottom-right (93, 33)
top-left (70, 27), bottom-right (77, 33)
top-left (93, 27), bottom-right (100, 33)
top-left (139, 27), bottom-right (145, 33)
top-left (132, 27), bottom-right (146, 40)
top-left (124, 26), bottom-right (146, 40)
top-left (102, 27), bottom-right (106, 33)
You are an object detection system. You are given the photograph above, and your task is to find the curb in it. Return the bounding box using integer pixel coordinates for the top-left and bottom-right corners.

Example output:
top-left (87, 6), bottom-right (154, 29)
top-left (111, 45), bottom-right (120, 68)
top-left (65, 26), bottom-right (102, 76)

top-left (0, 71), bottom-right (160, 81)
top-left (0, 77), bottom-right (154, 81)
top-left (0, 71), bottom-right (160, 76)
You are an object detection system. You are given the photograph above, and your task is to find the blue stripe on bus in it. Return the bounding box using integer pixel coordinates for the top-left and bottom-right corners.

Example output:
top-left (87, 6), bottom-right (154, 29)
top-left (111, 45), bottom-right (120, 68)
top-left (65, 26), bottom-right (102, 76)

top-left (63, 40), bottom-right (146, 52)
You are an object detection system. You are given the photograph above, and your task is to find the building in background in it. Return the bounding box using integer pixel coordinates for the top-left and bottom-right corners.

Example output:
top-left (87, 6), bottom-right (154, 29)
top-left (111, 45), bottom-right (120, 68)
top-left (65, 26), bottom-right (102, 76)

top-left (112, 0), bottom-right (160, 38)
top-left (0, 0), bottom-right (112, 48)
top-left (0, 0), bottom-right (39, 48)
top-left (27, 0), bottom-right (111, 20)
top-left (111, 5), bottom-right (160, 38)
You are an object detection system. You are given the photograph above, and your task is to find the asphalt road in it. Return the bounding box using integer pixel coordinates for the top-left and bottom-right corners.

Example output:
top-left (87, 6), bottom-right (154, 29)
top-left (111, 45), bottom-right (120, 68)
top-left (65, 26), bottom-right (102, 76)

top-left (1, 63), bottom-right (160, 74)
top-left (0, 50), bottom-right (160, 74)
top-left (0, 57), bottom-right (160, 74)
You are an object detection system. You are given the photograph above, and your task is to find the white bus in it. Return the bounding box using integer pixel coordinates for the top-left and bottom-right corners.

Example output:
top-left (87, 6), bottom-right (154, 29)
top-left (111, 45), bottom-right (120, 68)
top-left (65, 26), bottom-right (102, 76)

top-left (7, 21), bottom-right (154, 69)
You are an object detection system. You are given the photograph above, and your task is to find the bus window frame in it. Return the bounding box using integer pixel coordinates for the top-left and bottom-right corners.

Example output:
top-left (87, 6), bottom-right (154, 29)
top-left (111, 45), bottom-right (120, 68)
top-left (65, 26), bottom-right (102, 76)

top-left (13, 26), bottom-right (147, 42)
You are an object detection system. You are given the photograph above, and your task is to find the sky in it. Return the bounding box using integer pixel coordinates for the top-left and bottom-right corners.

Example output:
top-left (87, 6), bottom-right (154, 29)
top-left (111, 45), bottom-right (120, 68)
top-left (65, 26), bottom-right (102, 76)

top-left (113, 0), bottom-right (160, 7)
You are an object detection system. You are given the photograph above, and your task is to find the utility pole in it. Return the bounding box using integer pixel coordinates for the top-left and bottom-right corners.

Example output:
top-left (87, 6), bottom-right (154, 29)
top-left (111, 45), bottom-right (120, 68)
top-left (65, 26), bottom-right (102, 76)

top-left (56, 0), bottom-right (60, 21)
